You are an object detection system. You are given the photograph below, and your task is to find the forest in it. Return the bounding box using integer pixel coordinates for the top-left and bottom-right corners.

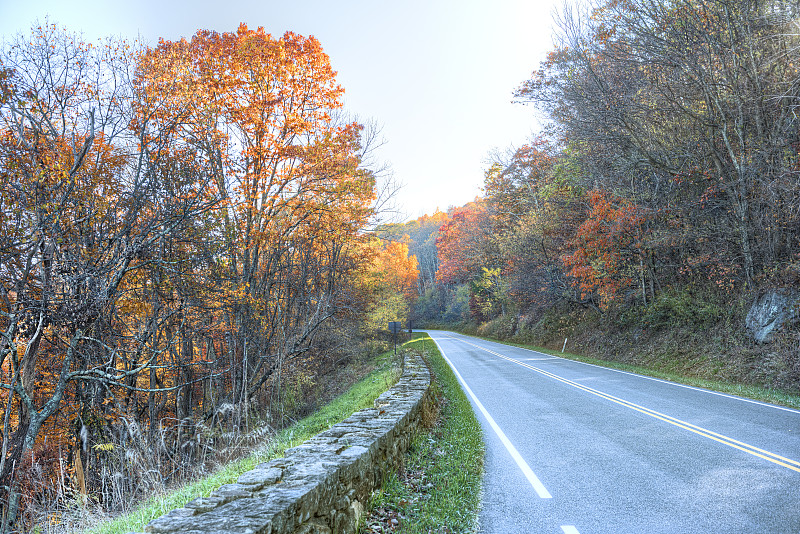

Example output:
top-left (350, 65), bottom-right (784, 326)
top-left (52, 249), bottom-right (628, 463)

top-left (383, 0), bottom-right (800, 403)
top-left (3, 0), bottom-right (800, 530)
top-left (0, 22), bottom-right (420, 530)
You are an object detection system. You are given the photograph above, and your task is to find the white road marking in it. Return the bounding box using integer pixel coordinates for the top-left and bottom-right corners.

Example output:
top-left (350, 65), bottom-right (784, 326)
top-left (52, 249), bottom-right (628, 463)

top-left (429, 335), bottom-right (553, 499)
top-left (561, 526), bottom-right (581, 534)
top-left (442, 331), bottom-right (800, 415)
top-left (448, 334), bottom-right (800, 473)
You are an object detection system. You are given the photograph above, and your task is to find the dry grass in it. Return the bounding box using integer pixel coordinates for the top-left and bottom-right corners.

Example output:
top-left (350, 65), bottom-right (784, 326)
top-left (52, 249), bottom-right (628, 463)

top-left (30, 348), bottom-right (400, 534)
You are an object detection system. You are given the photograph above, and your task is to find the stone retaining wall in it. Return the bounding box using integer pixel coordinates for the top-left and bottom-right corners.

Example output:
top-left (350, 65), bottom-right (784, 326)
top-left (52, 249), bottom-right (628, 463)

top-left (139, 353), bottom-right (431, 534)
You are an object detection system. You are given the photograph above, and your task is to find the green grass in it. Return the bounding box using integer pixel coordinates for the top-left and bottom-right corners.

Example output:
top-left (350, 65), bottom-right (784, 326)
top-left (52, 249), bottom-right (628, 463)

top-left (466, 334), bottom-right (800, 411)
top-left (363, 333), bottom-right (484, 533)
top-left (86, 351), bottom-right (401, 534)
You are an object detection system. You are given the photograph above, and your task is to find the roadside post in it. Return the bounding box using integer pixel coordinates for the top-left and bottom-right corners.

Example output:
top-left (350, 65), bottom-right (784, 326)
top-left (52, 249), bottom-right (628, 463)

top-left (388, 321), bottom-right (403, 372)
top-left (388, 321), bottom-right (401, 356)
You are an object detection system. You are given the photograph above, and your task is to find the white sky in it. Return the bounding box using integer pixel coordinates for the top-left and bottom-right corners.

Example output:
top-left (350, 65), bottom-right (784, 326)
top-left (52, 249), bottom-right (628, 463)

top-left (0, 0), bottom-right (562, 221)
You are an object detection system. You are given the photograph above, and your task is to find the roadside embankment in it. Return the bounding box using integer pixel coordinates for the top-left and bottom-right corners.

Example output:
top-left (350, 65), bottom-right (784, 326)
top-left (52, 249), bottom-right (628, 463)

top-left (362, 332), bottom-right (484, 533)
top-left (137, 352), bottom-right (432, 534)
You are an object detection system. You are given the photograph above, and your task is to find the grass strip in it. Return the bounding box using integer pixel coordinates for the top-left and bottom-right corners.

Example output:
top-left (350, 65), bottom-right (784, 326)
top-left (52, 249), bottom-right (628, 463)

top-left (460, 332), bottom-right (800, 410)
top-left (86, 351), bottom-right (400, 534)
top-left (363, 333), bottom-right (484, 534)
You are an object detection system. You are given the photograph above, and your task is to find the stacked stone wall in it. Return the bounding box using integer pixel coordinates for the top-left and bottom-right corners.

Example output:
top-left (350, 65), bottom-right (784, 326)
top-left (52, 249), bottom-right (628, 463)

top-left (139, 353), bottom-right (431, 534)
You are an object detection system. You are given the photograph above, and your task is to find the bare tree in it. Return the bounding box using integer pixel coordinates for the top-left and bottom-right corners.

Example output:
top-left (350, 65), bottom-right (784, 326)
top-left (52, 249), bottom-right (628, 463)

top-left (518, 0), bottom-right (800, 287)
top-left (0, 24), bottom-right (220, 528)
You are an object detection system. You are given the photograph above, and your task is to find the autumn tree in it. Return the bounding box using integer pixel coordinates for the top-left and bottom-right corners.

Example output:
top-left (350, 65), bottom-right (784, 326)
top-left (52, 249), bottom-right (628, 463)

top-left (433, 201), bottom-right (510, 322)
top-left (0, 22), bottom-right (380, 527)
top-left (0, 23), bottom-right (222, 527)
top-left (358, 238), bottom-right (419, 337)
top-left (137, 24), bottom-right (378, 420)
top-left (518, 0), bottom-right (800, 290)
top-left (377, 210), bottom-right (448, 295)
top-left (560, 190), bottom-right (647, 308)
top-left (483, 139), bottom-right (586, 310)
top-left (435, 201), bottom-right (498, 286)
top-left (484, 139), bottom-right (558, 228)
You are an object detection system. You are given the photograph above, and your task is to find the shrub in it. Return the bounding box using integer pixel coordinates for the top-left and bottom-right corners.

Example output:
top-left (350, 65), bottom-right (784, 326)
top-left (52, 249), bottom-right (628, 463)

top-left (476, 314), bottom-right (518, 340)
top-left (621, 288), bottom-right (723, 328)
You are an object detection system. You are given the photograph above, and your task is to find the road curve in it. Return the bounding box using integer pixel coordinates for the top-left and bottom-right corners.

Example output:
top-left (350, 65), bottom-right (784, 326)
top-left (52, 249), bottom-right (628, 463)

top-left (425, 330), bottom-right (800, 534)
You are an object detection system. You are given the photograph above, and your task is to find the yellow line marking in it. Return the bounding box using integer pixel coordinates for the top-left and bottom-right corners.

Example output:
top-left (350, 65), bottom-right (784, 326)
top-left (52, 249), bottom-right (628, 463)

top-left (443, 334), bottom-right (800, 474)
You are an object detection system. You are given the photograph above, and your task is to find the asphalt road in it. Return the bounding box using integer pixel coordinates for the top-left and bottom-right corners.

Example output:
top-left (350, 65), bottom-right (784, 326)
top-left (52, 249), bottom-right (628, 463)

top-left (425, 330), bottom-right (800, 534)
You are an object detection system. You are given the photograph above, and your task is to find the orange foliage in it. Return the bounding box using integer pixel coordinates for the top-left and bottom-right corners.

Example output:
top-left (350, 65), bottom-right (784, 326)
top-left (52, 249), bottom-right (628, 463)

top-left (483, 138), bottom-right (556, 227)
top-left (435, 201), bottom-right (495, 285)
top-left (0, 22), bottom-right (378, 527)
top-left (561, 191), bottom-right (644, 307)
top-left (373, 240), bottom-right (420, 301)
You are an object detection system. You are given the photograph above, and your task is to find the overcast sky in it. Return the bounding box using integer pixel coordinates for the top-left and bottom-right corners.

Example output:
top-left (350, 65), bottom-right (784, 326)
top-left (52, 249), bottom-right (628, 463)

top-left (0, 0), bottom-right (563, 221)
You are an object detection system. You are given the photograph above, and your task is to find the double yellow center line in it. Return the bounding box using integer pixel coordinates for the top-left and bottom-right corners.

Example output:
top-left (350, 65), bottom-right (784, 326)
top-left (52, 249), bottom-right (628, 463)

top-left (450, 336), bottom-right (800, 474)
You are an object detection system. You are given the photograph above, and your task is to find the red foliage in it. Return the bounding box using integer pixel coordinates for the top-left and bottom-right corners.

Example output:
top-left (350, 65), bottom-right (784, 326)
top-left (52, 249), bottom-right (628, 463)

top-left (435, 201), bottom-right (495, 285)
top-left (562, 190), bottom-right (644, 307)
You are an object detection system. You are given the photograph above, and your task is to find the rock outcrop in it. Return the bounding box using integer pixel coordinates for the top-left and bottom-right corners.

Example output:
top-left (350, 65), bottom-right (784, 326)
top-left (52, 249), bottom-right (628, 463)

top-left (138, 352), bottom-right (431, 534)
top-left (745, 289), bottom-right (800, 343)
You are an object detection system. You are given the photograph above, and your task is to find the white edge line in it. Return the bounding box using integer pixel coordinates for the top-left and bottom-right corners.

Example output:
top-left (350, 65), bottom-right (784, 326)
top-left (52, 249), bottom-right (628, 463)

top-left (561, 526), bottom-right (581, 534)
top-left (428, 334), bottom-right (553, 499)
top-left (438, 331), bottom-right (800, 415)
